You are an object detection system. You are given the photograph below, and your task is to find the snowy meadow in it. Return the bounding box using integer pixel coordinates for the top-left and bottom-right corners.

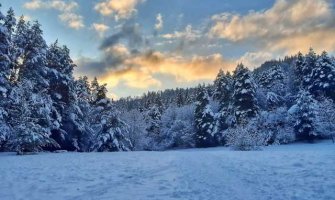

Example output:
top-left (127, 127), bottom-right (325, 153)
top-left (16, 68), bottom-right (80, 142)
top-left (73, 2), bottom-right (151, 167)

top-left (1, 141), bottom-right (335, 200)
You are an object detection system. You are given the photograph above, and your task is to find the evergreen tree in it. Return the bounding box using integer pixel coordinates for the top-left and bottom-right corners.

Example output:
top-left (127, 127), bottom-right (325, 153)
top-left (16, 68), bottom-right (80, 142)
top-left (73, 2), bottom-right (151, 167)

top-left (258, 65), bottom-right (285, 93)
top-left (309, 51), bottom-right (335, 101)
top-left (10, 16), bottom-right (28, 82)
top-left (302, 48), bottom-right (317, 89)
top-left (146, 104), bottom-right (162, 135)
top-left (0, 6), bottom-right (15, 150)
top-left (90, 86), bottom-right (132, 152)
top-left (47, 41), bottom-right (76, 104)
top-left (75, 76), bottom-right (91, 102)
top-left (90, 77), bottom-right (100, 103)
top-left (18, 21), bottom-right (49, 91)
top-left (46, 40), bottom-right (82, 151)
top-left (194, 86), bottom-right (215, 147)
top-left (294, 91), bottom-right (317, 142)
top-left (176, 89), bottom-right (184, 107)
top-left (214, 70), bottom-right (234, 138)
top-left (294, 52), bottom-right (304, 90)
top-left (0, 5), bottom-right (11, 95)
top-left (7, 81), bottom-right (58, 153)
top-left (232, 64), bottom-right (258, 123)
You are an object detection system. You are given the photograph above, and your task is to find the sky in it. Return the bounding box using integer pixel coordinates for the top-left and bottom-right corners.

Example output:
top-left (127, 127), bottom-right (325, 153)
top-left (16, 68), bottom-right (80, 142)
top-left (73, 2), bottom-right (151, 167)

top-left (1, 0), bottom-right (335, 98)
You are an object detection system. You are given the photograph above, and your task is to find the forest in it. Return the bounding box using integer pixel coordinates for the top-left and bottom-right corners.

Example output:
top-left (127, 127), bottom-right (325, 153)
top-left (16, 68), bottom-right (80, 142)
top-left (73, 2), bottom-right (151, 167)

top-left (1, 6), bottom-right (335, 154)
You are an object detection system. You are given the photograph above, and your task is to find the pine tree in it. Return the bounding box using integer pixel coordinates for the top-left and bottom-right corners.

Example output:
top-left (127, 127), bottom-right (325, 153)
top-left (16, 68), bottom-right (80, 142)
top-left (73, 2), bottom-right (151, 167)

top-left (302, 48), bottom-right (317, 89)
top-left (10, 16), bottom-right (27, 82)
top-left (176, 89), bottom-right (184, 107)
top-left (146, 104), bottom-right (162, 135)
top-left (4, 8), bottom-right (16, 34)
top-left (7, 81), bottom-right (58, 153)
top-left (0, 5), bottom-right (11, 95)
top-left (17, 21), bottom-right (49, 91)
top-left (90, 86), bottom-right (132, 152)
top-left (47, 41), bottom-right (76, 104)
top-left (309, 51), bottom-right (335, 101)
top-left (214, 70), bottom-right (234, 137)
top-left (46, 40), bottom-right (82, 151)
top-left (294, 91), bottom-right (317, 142)
top-left (75, 76), bottom-right (91, 102)
top-left (258, 65), bottom-right (285, 92)
top-left (0, 6), bottom-right (15, 150)
top-left (232, 64), bottom-right (258, 123)
top-left (90, 77), bottom-right (100, 103)
top-left (294, 52), bottom-right (304, 90)
top-left (194, 86), bottom-right (215, 147)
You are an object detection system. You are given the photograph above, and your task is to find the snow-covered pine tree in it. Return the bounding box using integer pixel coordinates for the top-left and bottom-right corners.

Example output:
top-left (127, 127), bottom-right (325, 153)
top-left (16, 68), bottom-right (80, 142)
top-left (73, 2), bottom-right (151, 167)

top-left (214, 70), bottom-right (234, 141)
top-left (75, 76), bottom-right (91, 102)
top-left (194, 86), bottom-right (216, 148)
top-left (17, 21), bottom-right (49, 91)
top-left (176, 89), bottom-right (185, 107)
top-left (90, 84), bottom-right (132, 152)
top-left (4, 8), bottom-right (15, 35)
top-left (0, 6), bottom-right (16, 151)
top-left (47, 41), bottom-right (76, 104)
top-left (232, 64), bottom-right (258, 123)
top-left (146, 104), bottom-right (162, 135)
top-left (259, 65), bottom-right (285, 92)
top-left (0, 5), bottom-right (12, 95)
top-left (301, 48), bottom-right (317, 89)
top-left (45, 40), bottom-right (87, 151)
top-left (309, 51), bottom-right (335, 101)
top-left (294, 52), bottom-right (304, 90)
top-left (294, 91), bottom-right (317, 142)
top-left (90, 77), bottom-right (100, 103)
top-left (10, 16), bottom-right (28, 82)
top-left (7, 81), bottom-right (58, 153)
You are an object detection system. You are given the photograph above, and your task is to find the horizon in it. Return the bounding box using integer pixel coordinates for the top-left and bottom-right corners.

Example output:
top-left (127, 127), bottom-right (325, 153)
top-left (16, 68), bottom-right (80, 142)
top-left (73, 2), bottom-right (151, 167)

top-left (2, 0), bottom-right (335, 98)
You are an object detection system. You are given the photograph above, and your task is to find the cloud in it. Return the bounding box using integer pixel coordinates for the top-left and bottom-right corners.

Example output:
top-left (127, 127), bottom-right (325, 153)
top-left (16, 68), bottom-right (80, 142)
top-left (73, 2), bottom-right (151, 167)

top-left (92, 23), bottom-right (110, 37)
top-left (94, 0), bottom-right (145, 20)
top-left (100, 23), bottom-right (143, 50)
top-left (209, 0), bottom-right (335, 54)
top-left (76, 46), bottom-right (234, 90)
top-left (154, 13), bottom-right (163, 31)
top-left (59, 12), bottom-right (84, 30)
top-left (24, 0), bottom-right (84, 29)
top-left (238, 52), bottom-right (274, 68)
top-left (161, 25), bottom-right (200, 41)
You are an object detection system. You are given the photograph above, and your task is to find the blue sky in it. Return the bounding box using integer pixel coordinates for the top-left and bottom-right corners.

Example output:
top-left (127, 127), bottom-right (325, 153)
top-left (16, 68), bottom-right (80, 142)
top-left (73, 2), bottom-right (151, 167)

top-left (2, 0), bottom-right (334, 98)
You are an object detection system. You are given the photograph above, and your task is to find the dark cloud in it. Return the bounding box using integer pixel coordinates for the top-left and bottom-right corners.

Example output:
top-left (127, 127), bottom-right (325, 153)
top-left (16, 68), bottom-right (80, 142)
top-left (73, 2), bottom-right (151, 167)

top-left (100, 23), bottom-right (143, 50)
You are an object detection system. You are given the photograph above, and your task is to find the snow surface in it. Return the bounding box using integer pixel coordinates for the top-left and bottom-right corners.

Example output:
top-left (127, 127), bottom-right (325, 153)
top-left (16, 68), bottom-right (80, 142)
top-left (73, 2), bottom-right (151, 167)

top-left (1, 141), bottom-right (335, 200)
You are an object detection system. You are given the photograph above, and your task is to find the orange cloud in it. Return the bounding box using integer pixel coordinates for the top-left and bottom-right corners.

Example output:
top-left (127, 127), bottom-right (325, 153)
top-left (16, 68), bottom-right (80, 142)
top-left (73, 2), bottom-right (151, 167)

top-left (94, 0), bottom-right (145, 20)
top-left (97, 49), bottom-right (234, 90)
top-left (209, 0), bottom-right (335, 54)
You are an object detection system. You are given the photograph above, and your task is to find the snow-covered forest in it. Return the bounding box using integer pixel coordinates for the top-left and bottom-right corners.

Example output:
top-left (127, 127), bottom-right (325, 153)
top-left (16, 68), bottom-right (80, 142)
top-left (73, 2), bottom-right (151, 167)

top-left (1, 6), bottom-right (335, 154)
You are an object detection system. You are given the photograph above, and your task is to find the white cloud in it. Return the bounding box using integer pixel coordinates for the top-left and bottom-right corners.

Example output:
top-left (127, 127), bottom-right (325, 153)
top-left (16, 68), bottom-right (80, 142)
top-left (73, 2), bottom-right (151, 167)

top-left (24, 0), bottom-right (84, 30)
top-left (238, 52), bottom-right (274, 68)
top-left (161, 25), bottom-right (200, 41)
top-left (92, 23), bottom-right (110, 37)
top-left (94, 0), bottom-right (145, 20)
top-left (209, 0), bottom-right (335, 54)
top-left (24, 0), bottom-right (44, 9)
top-left (59, 13), bottom-right (84, 30)
top-left (154, 13), bottom-right (163, 31)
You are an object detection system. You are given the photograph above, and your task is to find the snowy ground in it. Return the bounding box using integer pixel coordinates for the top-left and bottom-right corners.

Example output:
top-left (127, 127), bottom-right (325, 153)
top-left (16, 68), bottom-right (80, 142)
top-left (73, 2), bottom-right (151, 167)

top-left (1, 141), bottom-right (335, 200)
